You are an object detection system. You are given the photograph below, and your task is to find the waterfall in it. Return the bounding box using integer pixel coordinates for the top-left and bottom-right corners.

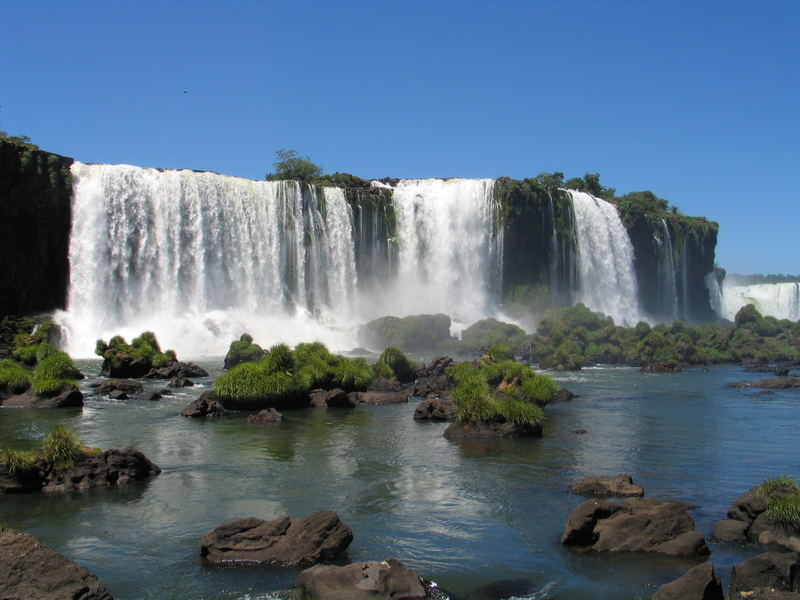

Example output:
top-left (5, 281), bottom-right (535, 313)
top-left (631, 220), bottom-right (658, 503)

top-left (720, 281), bottom-right (800, 321)
top-left (705, 272), bottom-right (723, 317)
top-left (374, 178), bottom-right (502, 330)
top-left (569, 190), bottom-right (642, 326)
top-left (654, 218), bottom-right (679, 320)
top-left (58, 163), bottom-right (359, 357)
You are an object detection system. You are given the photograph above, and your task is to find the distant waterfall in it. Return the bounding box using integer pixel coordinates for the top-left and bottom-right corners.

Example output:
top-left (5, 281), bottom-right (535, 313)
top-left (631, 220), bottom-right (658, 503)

top-left (59, 163), bottom-right (359, 357)
top-left (721, 281), bottom-right (800, 321)
top-left (569, 190), bottom-right (642, 325)
top-left (654, 218), bottom-right (679, 320)
top-left (378, 178), bottom-right (502, 329)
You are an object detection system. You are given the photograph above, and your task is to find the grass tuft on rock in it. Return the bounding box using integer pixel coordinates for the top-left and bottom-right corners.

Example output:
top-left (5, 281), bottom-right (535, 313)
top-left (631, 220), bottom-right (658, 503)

top-left (0, 359), bottom-right (32, 394)
top-left (31, 351), bottom-right (80, 395)
top-left (0, 449), bottom-right (38, 475)
top-left (41, 425), bottom-right (84, 468)
top-left (373, 346), bottom-right (416, 382)
top-left (766, 493), bottom-right (800, 530)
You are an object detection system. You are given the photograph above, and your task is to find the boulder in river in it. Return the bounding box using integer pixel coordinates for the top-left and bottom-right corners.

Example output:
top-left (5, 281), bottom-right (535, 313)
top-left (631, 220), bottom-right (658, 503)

top-left (729, 551), bottom-right (800, 596)
top-left (247, 408), bottom-right (283, 423)
top-left (728, 377), bottom-right (800, 390)
top-left (714, 484), bottom-right (800, 551)
top-left (651, 562), bottom-right (724, 600)
top-left (443, 419), bottom-right (542, 439)
top-left (0, 528), bottom-right (115, 600)
top-left (295, 557), bottom-right (429, 600)
top-left (357, 391), bottom-right (408, 405)
top-left (413, 398), bottom-right (456, 421)
top-left (201, 510), bottom-right (352, 567)
top-left (570, 474), bottom-right (645, 498)
top-left (145, 361), bottom-right (209, 379)
top-left (561, 497), bottom-right (710, 558)
top-left (180, 391), bottom-right (227, 418)
top-left (91, 379), bottom-right (144, 395)
top-left (2, 386), bottom-right (83, 408)
top-left (309, 388), bottom-right (356, 408)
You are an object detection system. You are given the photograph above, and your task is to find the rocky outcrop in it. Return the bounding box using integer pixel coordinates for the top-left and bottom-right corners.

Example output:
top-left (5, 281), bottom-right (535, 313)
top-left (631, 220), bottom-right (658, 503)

top-left (0, 449), bottom-right (161, 495)
top-left (728, 377), bottom-right (800, 390)
top-left (145, 361), bottom-right (208, 379)
top-left (169, 376), bottom-right (194, 387)
top-left (201, 511), bottom-right (352, 567)
top-left (413, 398), bottom-right (456, 421)
top-left (309, 388), bottom-right (356, 408)
top-left (0, 141), bottom-right (73, 317)
top-left (2, 386), bottom-right (83, 408)
top-left (0, 528), bottom-right (114, 600)
top-left (714, 486), bottom-right (800, 551)
top-left (91, 379), bottom-right (144, 396)
top-left (443, 419), bottom-right (542, 439)
top-left (180, 391), bottom-right (227, 418)
top-left (641, 362), bottom-right (682, 373)
top-left (356, 392), bottom-right (408, 405)
top-left (570, 474), bottom-right (645, 498)
top-left (358, 314), bottom-right (455, 352)
top-left (651, 562), bottom-right (724, 600)
top-left (247, 408), bottom-right (283, 423)
top-left (561, 497), bottom-right (709, 558)
top-left (729, 552), bottom-right (800, 596)
top-left (295, 557), bottom-right (428, 600)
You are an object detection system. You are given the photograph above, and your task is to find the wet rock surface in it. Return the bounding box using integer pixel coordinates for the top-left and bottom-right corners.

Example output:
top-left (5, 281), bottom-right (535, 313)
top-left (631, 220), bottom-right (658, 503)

top-left (651, 562), bottom-right (724, 600)
top-left (570, 474), bottom-right (645, 498)
top-left (295, 557), bottom-right (428, 600)
top-left (180, 391), bottom-right (227, 418)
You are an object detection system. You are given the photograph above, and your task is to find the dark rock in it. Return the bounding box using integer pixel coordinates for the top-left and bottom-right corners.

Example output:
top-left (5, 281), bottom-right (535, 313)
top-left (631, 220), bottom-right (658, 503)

top-left (0, 449), bottom-right (161, 495)
top-left (295, 557), bottom-right (427, 600)
top-left (180, 391), bottom-right (227, 418)
top-left (730, 590), bottom-right (800, 599)
top-left (570, 474), bottom-right (645, 498)
top-left (713, 519), bottom-right (750, 543)
top-left (247, 408), bottom-right (283, 423)
top-left (728, 486), bottom-right (768, 522)
top-left (145, 361), bottom-right (209, 380)
top-left (91, 379), bottom-right (144, 395)
top-left (201, 510), bottom-right (352, 567)
top-left (728, 377), bottom-right (800, 389)
top-left (651, 562), bottom-right (724, 600)
top-left (729, 552), bottom-right (800, 596)
top-left (443, 419), bottom-right (542, 439)
top-left (561, 497), bottom-right (710, 557)
top-left (2, 386), bottom-right (83, 408)
top-left (140, 392), bottom-right (162, 401)
top-left (309, 388), bottom-right (356, 409)
top-left (101, 354), bottom-right (151, 378)
top-left (169, 376), bottom-right (194, 388)
top-left (641, 362), bottom-right (682, 373)
top-left (109, 389), bottom-right (129, 400)
top-left (413, 398), bottom-right (456, 421)
top-left (574, 429), bottom-right (588, 435)
top-left (759, 531), bottom-right (800, 553)
top-left (474, 579), bottom-right (538, 600)
top-left (357, 392), bottom-right (408, 405)
top-left (371, 377), bottom-right (402, 392)
top-left (0, 528), bottom-right (114, 600)
top-left (553, 388), bottom-right (578, 402)
top-left (158, 388), bottom-right (173, 395)
top-left (413, 375), bottom-right (452, 398)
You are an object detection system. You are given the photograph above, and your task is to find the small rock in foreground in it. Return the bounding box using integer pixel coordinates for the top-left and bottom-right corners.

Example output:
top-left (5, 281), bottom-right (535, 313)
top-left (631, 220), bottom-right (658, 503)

top-left (651, 562), bottom-right (724, 600)
top-left (295, 557), bottom-right (429, 600)
top-left (570, 474), bottom-right (645, 498)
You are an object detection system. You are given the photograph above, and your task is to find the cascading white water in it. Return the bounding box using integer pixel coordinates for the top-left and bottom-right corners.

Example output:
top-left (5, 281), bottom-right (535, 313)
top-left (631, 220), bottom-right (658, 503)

top-left (720, 281), bottom-right (800, 321)
top-left (569, 190), bottom-right (642, 326)
top-left (371, 178), bottom-right (502, 330)
top-left (655, 218), bottom-right (679, 320)
top-left (58, 163), bottom-right (359, 357)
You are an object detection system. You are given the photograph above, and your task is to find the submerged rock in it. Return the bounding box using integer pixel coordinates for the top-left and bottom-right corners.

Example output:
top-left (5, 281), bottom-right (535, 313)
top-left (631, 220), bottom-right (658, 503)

top-left (357, 392), bottom-right (408, 405)
top-left (91, 379), bottom-right (144, 395)
top-left (651, 562), bottom-right (724, 600)
top-left (247, 408), bottom-right (283, 423)
top-left (295, 557), bottom-right (428, 600)
top-left (641, 362), bottom-right (682, 373)
top-left (570, 474), bottom-right (645, 498)
top-left (728, 377), bottom-right (800, 389)
top-left (180, 391), bottom-right (227, 418)
top-left (413, 398), bottom-right (456, 421)
top-left (443, 419), bottom-right (542, 439)
top-left (169, 376), bottom-right (194, 387)
top-left (201, 510), bottom-right (352, 567)
top-left (561, 497), bottom-right (709, 558)
top-left (0, 528), bottom-right (115, 600)
top-left (309, 388), bottom-right (356, 408)
top-left (2, 386), bottom-right (83, 408)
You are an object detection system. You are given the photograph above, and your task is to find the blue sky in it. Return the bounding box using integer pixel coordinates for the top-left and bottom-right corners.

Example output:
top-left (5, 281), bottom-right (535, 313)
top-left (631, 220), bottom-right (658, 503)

top-left (2, 1), bottom-right (797, 275)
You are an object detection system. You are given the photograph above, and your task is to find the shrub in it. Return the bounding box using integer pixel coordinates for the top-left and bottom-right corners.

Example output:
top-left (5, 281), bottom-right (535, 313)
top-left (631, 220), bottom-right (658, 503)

top-left (487, 343), bottom-right (514, 362)
top-left (224, 333), bottom-right (266, 369)
top-left (373, 346), bottom-right (416, 382)
top-left (41, 425), bottom-right (83, 468)
top-left (31, 352), bottom-right (80, 395)
top-left (0, 359), bottom-right (32, 394)
top-left (95, 331), bottom-right (176, 367)
top-left (0, 449), bottom-right (38, 475)
top-left (766, 493), bottom-right (800, 530)
top-left (263, 343), bottom-right (296, 374)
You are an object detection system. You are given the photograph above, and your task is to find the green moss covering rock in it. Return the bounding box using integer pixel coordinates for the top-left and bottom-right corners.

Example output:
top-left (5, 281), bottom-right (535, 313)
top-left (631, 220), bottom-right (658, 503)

top-left (358, 314), bottom-right (454, 352)
top-left (223, 333), bottom-right (267, 369)
top-left (95, 331), bottom-right (177, 378)
top-left (373, 347), bottom-right (416, 383)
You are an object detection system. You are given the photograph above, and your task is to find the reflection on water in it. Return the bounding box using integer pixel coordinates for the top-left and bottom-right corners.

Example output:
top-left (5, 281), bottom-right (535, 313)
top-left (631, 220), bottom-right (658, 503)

top-left (1, 362), bottom-right (798, 599)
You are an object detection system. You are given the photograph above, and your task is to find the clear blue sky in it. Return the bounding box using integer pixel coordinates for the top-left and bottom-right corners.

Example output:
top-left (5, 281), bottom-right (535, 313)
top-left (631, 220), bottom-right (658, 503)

top-left (2, 1), bottom-right (797, 275)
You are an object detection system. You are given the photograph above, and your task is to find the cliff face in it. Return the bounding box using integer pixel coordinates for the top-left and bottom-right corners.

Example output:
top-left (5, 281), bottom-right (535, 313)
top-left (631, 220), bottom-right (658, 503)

top-left (0, 141), bottom-right (73, 317)
top-left (624, 212), bottom-right (718, 323)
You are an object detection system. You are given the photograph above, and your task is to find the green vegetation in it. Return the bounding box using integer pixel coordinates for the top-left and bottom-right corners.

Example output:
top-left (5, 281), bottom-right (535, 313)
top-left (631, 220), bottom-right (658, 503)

top-left (215, 341), bottom-right (374, 406)
top-left (1, 425), bottom-right (91, 474)
top-left (95, 331), bottom-right (177, 368)
top-left (563, 172), bottom-right (615, 200)
top-left (0, 359), bottom-right (32, 394)
top-left (265, 149), bottom-right (323, 182)
top-left (31, 351), bottom-right (81, 395)
top-left (359, 314), bottom-right (454, 352)
top-left (373, 346), bottom-right (416, 382)
top-left (447, 359), bottom-right (555, 427)
top-left (224, 333), bottom-right (266, 369)
top-left (0, 130), bottom-right (38, 150)
top-left (759, 476), bottom-right (800, 530)
top-left (459, 318), bottom-right (529, 355)
top-left (12, 321), bottom-right (59, 366)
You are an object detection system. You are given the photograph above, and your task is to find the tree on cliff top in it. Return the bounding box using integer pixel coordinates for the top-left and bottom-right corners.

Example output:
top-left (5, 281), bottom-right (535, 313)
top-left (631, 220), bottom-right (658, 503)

top-left (0, 131), bottom-right (38, 150)
top-left (265, 149), bottom-right (322, 182)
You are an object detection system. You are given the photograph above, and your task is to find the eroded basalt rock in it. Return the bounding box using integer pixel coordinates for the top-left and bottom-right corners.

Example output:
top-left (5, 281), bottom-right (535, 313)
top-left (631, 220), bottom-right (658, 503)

top-left (570, 474), bottom-right (645, 498)
top-left (714, 485), bottom-right (800, 551)
top-left (295, 557), bottom-right (428, 600)
top-left (247, 408), bottom-right (283, 423)
top-left (2, 386), bottom-right (83, 408)
top-left (309, 388), bottom-right (356, 408)
top-left (91, 379), bottom-right (144, 396)
top-left (651, 562), bottom-right (724, 600)
top-left (729, 552), bottom-right (800, 596)
top-left (0, 528), bottom-right (115, 600)
top-left (201, 510), bottom-right (352, 567)
top-left (145, 361), bottom-right (209, 379)
top-left (357, 392), bottom-right (408, 405)
top-left (443, 419), bottom-right (542, 439)
top-left (561, 497), bottom-right (709, 558)
top-left (180, 391), bottom-right (227, 418)
top-left (413, 398), bottom-right (456, 421)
